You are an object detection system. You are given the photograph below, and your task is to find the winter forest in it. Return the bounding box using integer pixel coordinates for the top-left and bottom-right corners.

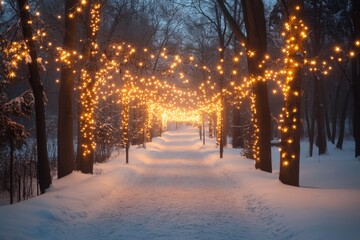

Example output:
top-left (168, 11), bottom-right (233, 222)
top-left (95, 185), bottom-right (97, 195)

top-left (1, 0), bottom-right (360, 239)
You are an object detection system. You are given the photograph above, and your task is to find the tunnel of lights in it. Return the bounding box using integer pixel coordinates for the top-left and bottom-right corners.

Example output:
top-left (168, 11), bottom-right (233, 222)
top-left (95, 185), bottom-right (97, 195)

top-left (3, 1), bottom-right (359, 162)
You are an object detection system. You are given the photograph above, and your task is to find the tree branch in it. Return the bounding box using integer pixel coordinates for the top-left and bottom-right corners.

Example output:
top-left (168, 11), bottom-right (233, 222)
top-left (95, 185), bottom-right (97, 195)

top-left (215, 0), bottom-right (246, 43)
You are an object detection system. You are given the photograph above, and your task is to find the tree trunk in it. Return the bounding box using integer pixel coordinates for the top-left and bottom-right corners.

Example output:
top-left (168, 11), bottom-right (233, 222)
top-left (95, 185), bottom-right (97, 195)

top-left (22, 163), bottom-right (26, 200)
top-left (18, 175), bottom-right (21, 202)
top-left (336, 88), bottom-right (351, 149)
top-left (219, 93), bottom-right (224, 158)
top-left (304, 91), bottom-right (311, 141)
top-left (315, 75), bottom-right (327, 154)
top-left (325, 106), bottom-right (331, 141)
top-left (352, 54), bottom-right (360, 157)
top-left (203, 113), bottom-right (206, 145)
top-left (309, 0), bottom-right (327, 155)
top-left (9, 139), bottom-right (14, 204)
top-left (220, 103), bottom-right (224, 158)
top-left (241, 0), bottom-right (272, 172)
top-left (58, 0), bottom-right (78, 178)
top-left (76, 6), bottom-right (89, 171)
top-left (209, 113), bottom-right (214, 138)
top-left (77, 1), bottom-right (100, 174)
top-left (216, 0), bottom-right (272, 172)
top-left (79, 91), bottom-right (95, 174)
top-left (76, 98), bottom-right (82, 170)
top-left (218, 48), bottom-right (227, 155)
top-left (279, 0), bottom-right (305, 187)
top-left (330, 83), bottom-right (342, 143)
top-left (232, 106), bottom-right (244, 148)
top-left (222, 101), bottom-right (228, 147)
top-left (17, 0), bottom-right (51, 193)
top-left (309, 96), bottom-right (316, 157)
top-left (352, 0), bottom-right (360, 157)
top-left (122, 99), bottom-right (130, 164)
top-left (279, 62), bottom-right (302, 187)
top-left (199, 124), bottom-right (202, 140)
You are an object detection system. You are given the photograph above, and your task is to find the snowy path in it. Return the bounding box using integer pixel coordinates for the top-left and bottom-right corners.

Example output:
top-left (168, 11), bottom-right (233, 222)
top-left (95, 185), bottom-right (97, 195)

top-left (57, 128), bottom-right (285, 240)
top-left (2, 127), bottom-right (360, 240)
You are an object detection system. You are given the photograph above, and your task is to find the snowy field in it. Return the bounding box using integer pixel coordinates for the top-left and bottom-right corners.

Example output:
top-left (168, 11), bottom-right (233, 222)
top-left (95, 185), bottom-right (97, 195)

top-left (0, 126), bottom-right (360, 240)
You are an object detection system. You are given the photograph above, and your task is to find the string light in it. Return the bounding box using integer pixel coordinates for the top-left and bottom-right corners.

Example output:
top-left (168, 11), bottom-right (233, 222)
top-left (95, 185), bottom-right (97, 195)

top-left (277, 5), bottom-right (308, 173)
top-left (2, 2), bottom-right (357, 163)
top-left (78, 2), bottom-right (102, 157)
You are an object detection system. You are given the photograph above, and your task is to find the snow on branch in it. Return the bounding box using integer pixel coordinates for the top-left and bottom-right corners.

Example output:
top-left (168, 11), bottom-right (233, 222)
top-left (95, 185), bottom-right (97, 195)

top-left (1, 89), bottom-right (34, 118)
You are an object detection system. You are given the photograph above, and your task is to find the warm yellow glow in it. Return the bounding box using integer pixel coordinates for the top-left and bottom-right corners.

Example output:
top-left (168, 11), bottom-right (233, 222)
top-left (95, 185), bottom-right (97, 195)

top-left (4, 3), bottom-right (352, 165)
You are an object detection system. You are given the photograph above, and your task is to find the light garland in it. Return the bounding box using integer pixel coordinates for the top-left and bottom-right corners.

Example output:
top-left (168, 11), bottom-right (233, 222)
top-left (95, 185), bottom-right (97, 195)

top-left (3, 2), bottom-right (359, 163)
top-left (278, 6), bottom-right (307, 171)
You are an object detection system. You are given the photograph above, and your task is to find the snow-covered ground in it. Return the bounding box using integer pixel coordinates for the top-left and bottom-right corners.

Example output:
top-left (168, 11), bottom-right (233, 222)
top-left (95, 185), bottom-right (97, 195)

top-left (0, 126), bottom-right (359, 240)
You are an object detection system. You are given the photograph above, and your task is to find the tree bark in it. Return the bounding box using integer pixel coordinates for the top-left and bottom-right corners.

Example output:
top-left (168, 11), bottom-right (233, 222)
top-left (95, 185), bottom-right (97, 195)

top-left (121, 98), bottom-right (130, 164)
top-left (17, 0), bottom-right (51, 193)
top-left (241, 0), bottom-right (272, 172)
top-left (330, 83), bottom-right (342, 143)
top-left (306, 0), bottom-right (327, 155)
top-left (199, 123), bottom-right (202, 140)
top-left (58, 0), bottom-right (78, 178)
top-left (203, 113), bottom-right (206, 145)
top-left (336, 88), bottom-right (351, 150)
top-left (309, 94), bottom-right (316, 157)
top-left (77, 1), bottom-right (100, 174)
top-left (231, 34), bottom-right (244, 149)
top-left (232, 106), bottom-right (244, 148)
top-left (352, 0), bottom-right (360, 157)
top-left (279, 0), bottom-right (305, 187)
top-left (76, 97), bottom-right (82, 170)
top-left (216, 0), bottom-right (272, 172)
top-left (325, 106), bottom-right (331, 141)
top-left (304, 91), bottom-right (311, 146)
top-left (315, 75), bottom-right (327, 154)
top-left (209, 113), bottom-right (214, 138)
top-left (9, 138), bottom-right (14, 204)
top-left (220, 98), bottom-right (224, 158)
top-left (279, 60), bottom-right (302, 186)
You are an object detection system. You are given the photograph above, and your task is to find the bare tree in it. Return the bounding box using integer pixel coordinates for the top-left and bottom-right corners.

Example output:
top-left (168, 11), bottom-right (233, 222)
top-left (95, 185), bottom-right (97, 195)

top-left (192, 0), bottom-right (233, 158)
top-left (17, 0), bottom-right (51, 193)
top-left (58, 0), bottom-right (78, 179)
top-left (306, 0), bottom-right (327, 156)
top-left (216, 0), bottom-right (272, 172)
top-left (352, 0), bottom-right (360, 157)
